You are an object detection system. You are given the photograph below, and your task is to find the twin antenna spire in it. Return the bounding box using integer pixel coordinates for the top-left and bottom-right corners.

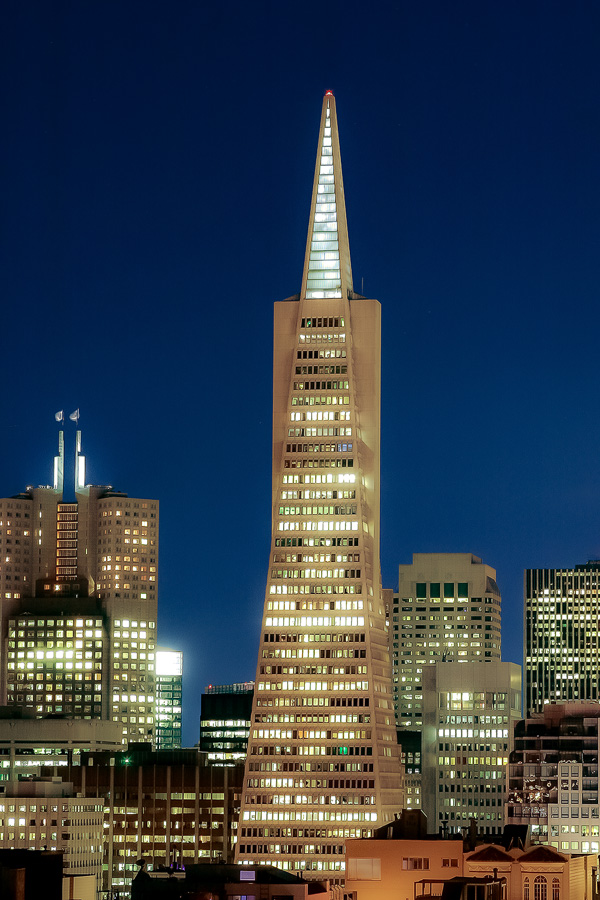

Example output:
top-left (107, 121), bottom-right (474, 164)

top-left (300, 91), bottom-right (353, 301)
top-left (53, 416), bottom-right (86, 495)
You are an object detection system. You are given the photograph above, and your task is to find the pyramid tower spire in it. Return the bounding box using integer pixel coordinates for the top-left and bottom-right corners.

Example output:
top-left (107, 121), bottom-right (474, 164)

top-left (301, 91), bottom-right (353, 300)
top-left (235, 94), bottom-right (403, 883)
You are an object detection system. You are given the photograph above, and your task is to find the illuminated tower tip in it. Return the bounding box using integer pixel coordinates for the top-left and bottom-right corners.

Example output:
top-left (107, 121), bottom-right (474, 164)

top-left (301, 92), bottom-right (353, 300)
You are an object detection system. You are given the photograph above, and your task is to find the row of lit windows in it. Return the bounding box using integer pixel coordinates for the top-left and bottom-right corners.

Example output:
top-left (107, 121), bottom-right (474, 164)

top-left (295, 365), bottom-right (347, 375)
top-left (287, 426), bottom-right (353, 442)
top-left (242, 810), bottom-right (376, 822)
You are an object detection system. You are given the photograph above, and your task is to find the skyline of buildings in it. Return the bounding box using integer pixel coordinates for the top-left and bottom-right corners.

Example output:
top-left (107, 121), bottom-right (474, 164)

top-left (1, 84), bottom-right (600, 895)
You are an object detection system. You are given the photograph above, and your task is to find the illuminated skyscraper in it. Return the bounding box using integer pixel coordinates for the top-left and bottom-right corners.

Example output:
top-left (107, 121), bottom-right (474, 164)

top-left (525, 563), bottom-right (600, 716)
top-left (235, 92), bottom-right (403, 878)
top-left (0, 428), bottom-right (158, 741)
top-left (156, 647), bottom-right (183, 749)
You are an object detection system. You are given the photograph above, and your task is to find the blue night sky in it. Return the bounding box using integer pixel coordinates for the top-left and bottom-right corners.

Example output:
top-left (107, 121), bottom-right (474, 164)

top-left (2, 2), bottom-right (600, 746)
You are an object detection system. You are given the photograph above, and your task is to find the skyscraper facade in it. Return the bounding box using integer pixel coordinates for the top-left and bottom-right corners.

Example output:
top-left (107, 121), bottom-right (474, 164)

top-left (0, 429), bottom-right (158, 741)
top-left (525, 563), bottom-right (600, 716)
top-left (155, 648), bottom-right (183, 749)
top-left (235, 93), bottom-right (403, 878)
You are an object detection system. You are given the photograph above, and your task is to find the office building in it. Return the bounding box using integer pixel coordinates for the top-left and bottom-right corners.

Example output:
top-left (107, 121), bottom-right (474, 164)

top-left (507, 701), bottom-right (600, 853)
top-left (0, 709), bottom-right (123, 780)
top-left (200, 682), bottom-right (253, 765)
top-left (67, 745), bottom-right (243, 894)
top-left (0, 777), bottom-right (103, 895)
top-left (525, 563), bottom-right (600, 716)
top-left (394, 554), bottom-right (502, 730)
top-left (391, 554), bottom-right (503, 813)
top-left (235, 92), bottom-right (403, 878)
top-left (156, 648), bottom-right (183, 749)
top-left (0, 428), bottom-right (158, 742)
top-left (422, 661), bottom-right (521, 836)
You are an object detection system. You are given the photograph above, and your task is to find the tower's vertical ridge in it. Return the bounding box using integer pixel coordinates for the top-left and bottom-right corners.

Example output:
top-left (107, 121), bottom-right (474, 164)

top-left (236, 93), bottom-right (403, 881)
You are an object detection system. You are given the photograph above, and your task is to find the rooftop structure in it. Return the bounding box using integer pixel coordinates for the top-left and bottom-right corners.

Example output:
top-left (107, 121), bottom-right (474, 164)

top-left (0, 710), bottom-right (123, 780)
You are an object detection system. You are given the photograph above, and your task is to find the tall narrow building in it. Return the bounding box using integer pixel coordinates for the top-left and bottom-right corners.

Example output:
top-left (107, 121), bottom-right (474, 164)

top-left (235, 93), bottom-right (403, 878)
top-left (525, 563), bottom-right (600, 716)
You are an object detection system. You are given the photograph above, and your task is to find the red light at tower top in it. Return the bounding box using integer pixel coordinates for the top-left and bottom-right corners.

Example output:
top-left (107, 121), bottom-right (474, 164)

top-left (325, 89), bottom-right (334, 96)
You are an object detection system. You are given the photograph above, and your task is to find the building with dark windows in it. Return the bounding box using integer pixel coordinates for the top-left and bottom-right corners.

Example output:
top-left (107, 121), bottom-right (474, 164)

top-left (507, 701), bottom-right (600, 854)
top-left (235, 92), bottom-right (403, 879)
top-left (67, 745), bottom-right (243, 895)
top-left (199, 682), bottom-right (253, 765)
top-left (525, 563), bottom-right (600, 716)
top-left (156, 648), bottom-right (183, 749)
top-left (0, 427), bottom-right (159, 743)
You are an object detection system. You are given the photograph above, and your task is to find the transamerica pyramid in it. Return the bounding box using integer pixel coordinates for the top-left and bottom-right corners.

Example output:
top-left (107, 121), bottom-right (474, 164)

top-left (235, 91), bottom-right (403, 880)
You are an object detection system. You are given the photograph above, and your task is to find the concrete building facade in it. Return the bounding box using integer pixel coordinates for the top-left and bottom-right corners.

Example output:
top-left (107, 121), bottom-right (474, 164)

top-left (422, 661), bottom-right (522, 836)
top-left (0, 778), bottom-right (103, 895)
top-left (390, 554), bottom-right (504, 814)
top-left (0, 710), bottom-right (123, 780)
top-left (235, 92), bottom-right (403, 878)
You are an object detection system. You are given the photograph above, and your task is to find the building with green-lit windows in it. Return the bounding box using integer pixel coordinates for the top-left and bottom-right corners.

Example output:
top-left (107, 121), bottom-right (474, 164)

top-left (525, 563), bottom-right (600, 717)
top-left (156, 647), bottom-right (183, 749)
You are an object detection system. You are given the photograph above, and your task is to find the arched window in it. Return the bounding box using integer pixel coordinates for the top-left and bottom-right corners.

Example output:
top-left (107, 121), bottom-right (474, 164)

top-left (552, 878), bottom-right (560, 900)
top-left (534, 875), bottom-right (548, 900)
top-left (524, 877), bottom-right (530, 900)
